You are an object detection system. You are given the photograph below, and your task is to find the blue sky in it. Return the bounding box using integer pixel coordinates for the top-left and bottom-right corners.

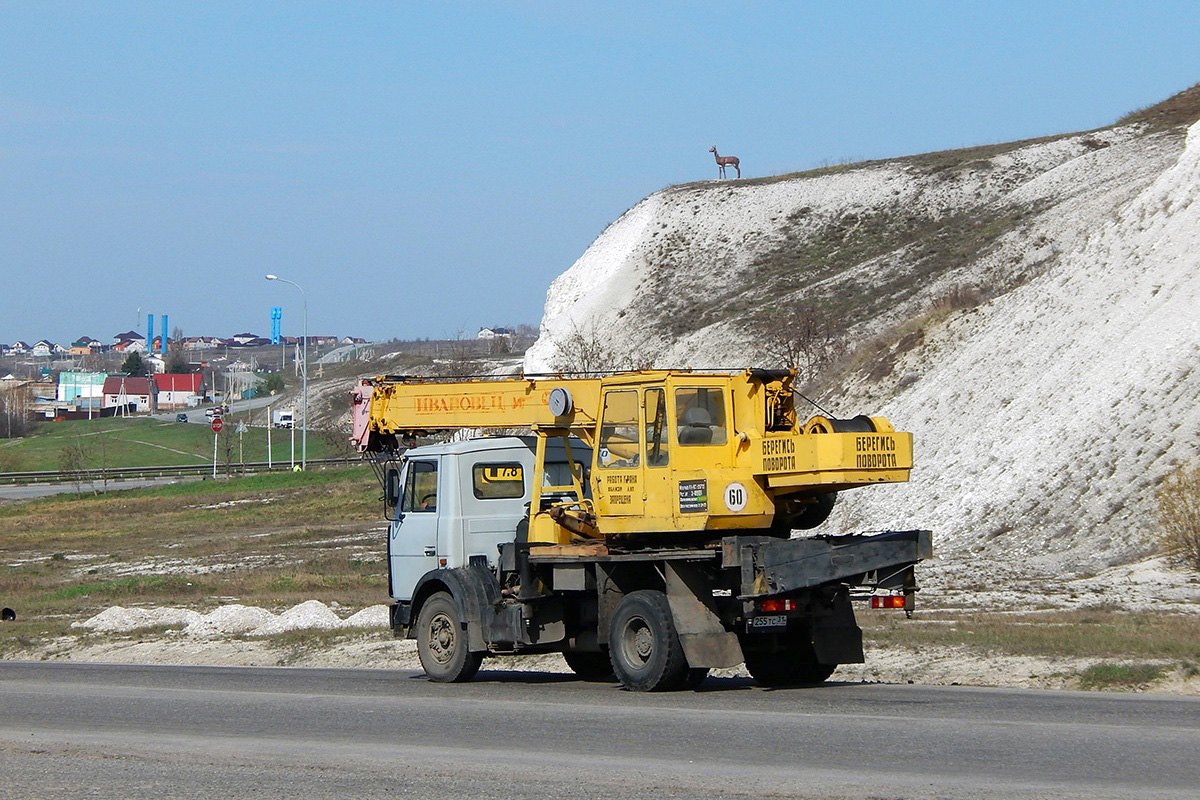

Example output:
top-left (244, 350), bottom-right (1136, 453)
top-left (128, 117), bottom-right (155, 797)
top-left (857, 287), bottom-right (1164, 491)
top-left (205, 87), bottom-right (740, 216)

top-left (2, 1), bottom-right (1198, 345)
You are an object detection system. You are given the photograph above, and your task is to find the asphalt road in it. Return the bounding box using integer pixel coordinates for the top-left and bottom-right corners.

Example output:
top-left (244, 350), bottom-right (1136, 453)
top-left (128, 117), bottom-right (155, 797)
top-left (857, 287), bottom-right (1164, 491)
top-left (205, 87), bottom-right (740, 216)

top-left (0, 475), bottom-right (196, 501)
top-left (1, 661), bottom-right (1197, 799)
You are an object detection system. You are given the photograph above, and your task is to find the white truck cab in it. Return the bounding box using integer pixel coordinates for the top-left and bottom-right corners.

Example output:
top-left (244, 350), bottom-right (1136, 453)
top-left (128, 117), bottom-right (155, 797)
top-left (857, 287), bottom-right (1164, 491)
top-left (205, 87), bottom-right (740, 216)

top-left (385, 436), bottom-right (589, 604)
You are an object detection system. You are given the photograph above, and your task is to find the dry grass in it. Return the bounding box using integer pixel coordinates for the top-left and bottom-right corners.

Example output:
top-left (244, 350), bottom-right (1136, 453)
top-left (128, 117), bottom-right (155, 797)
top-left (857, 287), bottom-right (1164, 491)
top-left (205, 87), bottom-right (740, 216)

top-left (0, 467), bottom-right (385, 622)
top-left (861, 608), bottom-right (1200, 661)
top-left (1118, 82), bottom-right (1200, 130)
top-left (1157, 461), bottom-right (1200, 571)
top-left (1076, 662), bottom-right (1169, 690)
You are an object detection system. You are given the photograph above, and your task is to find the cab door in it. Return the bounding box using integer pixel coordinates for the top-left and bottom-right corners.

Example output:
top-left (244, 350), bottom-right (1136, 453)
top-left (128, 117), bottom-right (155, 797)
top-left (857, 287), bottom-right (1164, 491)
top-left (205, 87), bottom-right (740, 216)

top-left (593, 388), bottom-right (645, 518)
top-left (388, 458), bottom-right (440, 602)
top-left (639, 385), bottom-right (676, 528)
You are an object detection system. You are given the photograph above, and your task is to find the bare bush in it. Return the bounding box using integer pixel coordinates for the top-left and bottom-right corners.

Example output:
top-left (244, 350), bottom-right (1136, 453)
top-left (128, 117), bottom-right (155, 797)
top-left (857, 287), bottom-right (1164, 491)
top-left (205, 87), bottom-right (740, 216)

top-left (0, 385), bottom-right (33, 439)
top-left (314, 422), bottom-right (356, 459)
top-left (1157, 462), bottom-right (1200, 572)
top-left (0, 449), bottom-right (22, 473)
top-left (58, 439), bottom-right (92, 494)
top-left (758, 303), bottom-right (845, 382)
top-left (927, 284), bottom-right (985, 319)
top-left (549, 321), bottom-right (645, 374)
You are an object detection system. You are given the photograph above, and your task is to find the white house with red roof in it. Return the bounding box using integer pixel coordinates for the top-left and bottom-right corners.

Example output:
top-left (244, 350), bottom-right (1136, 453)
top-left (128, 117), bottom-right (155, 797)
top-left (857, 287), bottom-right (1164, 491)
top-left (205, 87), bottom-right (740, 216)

top-left (155, 373), bottom-right (205, 408)
top-left (102, 376), bottom-right (154, 412)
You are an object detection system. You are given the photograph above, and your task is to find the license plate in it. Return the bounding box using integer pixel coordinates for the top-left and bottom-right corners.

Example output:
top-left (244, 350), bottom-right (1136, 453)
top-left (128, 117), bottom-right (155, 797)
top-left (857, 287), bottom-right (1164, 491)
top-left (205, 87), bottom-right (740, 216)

top-left (747, 614), bottom-right (787, 631)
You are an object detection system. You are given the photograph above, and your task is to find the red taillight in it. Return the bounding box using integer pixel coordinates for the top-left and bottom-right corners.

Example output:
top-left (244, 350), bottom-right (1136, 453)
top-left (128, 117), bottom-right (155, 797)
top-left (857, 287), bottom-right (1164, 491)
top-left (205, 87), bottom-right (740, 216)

top-left (759, 598), bottom-right (800, 612)
top-left (871, 594), bottom-right (906, 609)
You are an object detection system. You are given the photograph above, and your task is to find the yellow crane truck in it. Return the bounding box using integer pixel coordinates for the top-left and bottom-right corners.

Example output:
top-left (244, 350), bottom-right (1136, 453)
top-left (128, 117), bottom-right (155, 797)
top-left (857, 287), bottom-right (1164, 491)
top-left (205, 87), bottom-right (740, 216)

top-left (350, 368), bottom-right (930, 691)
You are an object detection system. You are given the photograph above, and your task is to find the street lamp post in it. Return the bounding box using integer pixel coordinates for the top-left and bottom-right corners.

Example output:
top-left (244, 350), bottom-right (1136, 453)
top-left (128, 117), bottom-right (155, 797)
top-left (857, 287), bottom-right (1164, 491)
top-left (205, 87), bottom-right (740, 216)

top-left (265, 274), bottom-right (307, 469)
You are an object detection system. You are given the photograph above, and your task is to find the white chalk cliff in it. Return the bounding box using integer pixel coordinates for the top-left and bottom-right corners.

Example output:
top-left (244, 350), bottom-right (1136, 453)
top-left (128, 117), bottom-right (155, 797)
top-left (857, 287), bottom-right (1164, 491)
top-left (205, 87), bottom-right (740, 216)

top-left (526, 85), bottom-right (1200, 574)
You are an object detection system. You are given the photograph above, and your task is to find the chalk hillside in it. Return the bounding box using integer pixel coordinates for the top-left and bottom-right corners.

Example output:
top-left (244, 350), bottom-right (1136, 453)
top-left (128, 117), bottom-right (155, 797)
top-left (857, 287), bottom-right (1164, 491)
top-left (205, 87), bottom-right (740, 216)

top-left (524, 83), bottom-right (1200, 579)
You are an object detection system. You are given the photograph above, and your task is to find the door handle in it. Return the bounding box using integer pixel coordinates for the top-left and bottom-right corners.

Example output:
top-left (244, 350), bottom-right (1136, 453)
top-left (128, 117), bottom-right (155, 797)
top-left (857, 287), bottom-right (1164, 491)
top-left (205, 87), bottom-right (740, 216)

top-left (424, 546), bottom-right (436, 557)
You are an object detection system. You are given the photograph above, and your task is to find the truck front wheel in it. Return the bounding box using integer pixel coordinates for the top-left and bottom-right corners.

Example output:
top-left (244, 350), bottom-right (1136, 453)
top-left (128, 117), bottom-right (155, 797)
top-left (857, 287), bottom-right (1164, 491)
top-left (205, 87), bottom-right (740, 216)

top-left (416, 592), bottom-right (483, 682)
top-left (609, 590), bottom-right (689, 692)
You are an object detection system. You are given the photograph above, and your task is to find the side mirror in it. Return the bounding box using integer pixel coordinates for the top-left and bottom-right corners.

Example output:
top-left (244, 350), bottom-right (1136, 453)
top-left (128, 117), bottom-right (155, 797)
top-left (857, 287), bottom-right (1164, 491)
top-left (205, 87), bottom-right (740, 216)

top-left (385, 467), bottom-right (402, 510)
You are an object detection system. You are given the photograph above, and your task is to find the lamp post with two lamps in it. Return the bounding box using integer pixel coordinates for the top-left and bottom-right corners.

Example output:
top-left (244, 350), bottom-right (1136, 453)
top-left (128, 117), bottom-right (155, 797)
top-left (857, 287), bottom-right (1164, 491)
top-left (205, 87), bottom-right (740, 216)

top-left (265, 274), bottom-right (307, 470)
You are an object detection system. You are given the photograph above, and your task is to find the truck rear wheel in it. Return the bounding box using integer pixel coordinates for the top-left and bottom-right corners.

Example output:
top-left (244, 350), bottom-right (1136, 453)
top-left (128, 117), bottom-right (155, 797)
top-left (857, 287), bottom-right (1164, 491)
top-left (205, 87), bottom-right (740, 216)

top-left (562, 650), bottom-right (615, 682)
top-left (416, 592), bottom-right (482, 682)
top-left (745, 655), bottom-right (835, 687)
top-left (742, 631), bottom-right (836, 687)
top-left (609, 590), bottom-right (689, 692)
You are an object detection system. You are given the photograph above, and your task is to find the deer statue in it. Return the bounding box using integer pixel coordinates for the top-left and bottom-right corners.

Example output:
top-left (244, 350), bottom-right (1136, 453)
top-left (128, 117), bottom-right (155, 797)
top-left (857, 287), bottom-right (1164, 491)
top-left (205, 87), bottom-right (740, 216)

top-left (710, 145), bottom-right (740, 179)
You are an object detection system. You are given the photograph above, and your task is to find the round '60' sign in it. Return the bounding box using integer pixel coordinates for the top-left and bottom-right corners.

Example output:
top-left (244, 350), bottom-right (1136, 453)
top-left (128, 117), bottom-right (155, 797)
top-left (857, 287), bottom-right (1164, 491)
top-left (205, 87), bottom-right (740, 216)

top-left (723, 482), bottom-right (748, 513)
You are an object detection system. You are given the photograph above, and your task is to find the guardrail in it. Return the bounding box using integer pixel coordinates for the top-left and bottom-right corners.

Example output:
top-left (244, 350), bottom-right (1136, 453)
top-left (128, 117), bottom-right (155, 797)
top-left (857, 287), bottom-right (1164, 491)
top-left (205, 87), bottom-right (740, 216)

top-left (0, 457), bottom-right (361, 486)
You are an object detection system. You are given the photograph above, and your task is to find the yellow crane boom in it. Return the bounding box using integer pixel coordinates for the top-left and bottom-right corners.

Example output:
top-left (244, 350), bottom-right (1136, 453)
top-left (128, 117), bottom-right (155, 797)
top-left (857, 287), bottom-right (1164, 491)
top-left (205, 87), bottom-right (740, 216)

top-left (351, 369), bottom-right (912, 545)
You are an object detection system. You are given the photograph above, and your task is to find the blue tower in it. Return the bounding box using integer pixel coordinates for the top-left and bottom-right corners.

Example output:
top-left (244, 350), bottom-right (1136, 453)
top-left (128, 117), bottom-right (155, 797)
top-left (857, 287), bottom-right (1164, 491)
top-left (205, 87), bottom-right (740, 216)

top-left (270, 307), bottom-right (282, 345)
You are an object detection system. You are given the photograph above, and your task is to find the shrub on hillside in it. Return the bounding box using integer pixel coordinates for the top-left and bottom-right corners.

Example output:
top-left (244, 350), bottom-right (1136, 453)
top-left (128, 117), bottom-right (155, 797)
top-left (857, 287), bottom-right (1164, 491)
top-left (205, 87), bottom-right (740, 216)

top-left (757, 302), bottom-right (845, 382)
top-left (550, 321), bottom-right (644, 374)
top-left (1157, 462), bottom-right (1200, 572)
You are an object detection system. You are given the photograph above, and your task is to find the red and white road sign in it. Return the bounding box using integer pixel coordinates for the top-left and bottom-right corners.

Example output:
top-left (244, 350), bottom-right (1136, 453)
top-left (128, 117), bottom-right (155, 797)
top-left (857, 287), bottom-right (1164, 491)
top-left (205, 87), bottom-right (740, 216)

top-left (211, 417), bottom-right (224, 433)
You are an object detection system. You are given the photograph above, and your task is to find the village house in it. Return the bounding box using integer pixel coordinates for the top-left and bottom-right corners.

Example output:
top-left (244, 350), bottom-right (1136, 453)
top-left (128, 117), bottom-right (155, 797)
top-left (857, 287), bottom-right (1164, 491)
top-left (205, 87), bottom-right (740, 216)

top-left (68, 336), bottom-right (104, 356)
top-left (111, 331), bottom-right (146, 353)
top-left (56, 371), bottom-right (108, 404)
top-left (477, 327), bottom-right (513, 340)
top-left (101, 375), bottom-right (154, 413)
top-left (155, 373), bottom-right (205, 408)
top-left (183, 336), bottom-right (224, 350)
top-left (112, 338), bottom-right (147, 354)
top-left (31, 340), bottom-right (65, 358)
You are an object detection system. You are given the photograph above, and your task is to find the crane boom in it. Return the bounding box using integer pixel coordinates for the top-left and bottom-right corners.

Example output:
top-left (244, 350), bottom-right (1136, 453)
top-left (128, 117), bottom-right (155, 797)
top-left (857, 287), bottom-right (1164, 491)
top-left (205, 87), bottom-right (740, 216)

top-left (351, 369), bottom-right (912, 545)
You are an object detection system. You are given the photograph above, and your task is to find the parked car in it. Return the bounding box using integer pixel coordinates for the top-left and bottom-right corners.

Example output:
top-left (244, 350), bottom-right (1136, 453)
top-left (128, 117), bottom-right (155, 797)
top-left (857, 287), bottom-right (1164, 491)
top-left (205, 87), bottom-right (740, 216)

top-left (175, 413), bottom-right (188, 423)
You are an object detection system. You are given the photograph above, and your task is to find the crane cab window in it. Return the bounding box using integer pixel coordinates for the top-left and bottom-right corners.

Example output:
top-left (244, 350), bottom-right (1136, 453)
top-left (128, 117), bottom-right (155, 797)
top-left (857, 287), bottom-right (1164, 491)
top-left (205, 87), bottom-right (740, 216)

top-left (645, 387), bottom-right (669, 467)
top-left (599, 390), bottom-right (640, 468)
top-left (403, 460), bottom-right (438, 512)
top-left (676, 387), bottom-right (727, 446)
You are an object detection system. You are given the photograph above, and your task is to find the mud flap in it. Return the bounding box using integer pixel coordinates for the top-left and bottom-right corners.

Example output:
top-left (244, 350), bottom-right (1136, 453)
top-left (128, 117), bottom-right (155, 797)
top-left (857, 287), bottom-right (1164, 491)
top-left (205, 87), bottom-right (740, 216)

top-left (665, 562), bottom-right (744, 669)
top-left (810, 591), bottom-right (864, 665)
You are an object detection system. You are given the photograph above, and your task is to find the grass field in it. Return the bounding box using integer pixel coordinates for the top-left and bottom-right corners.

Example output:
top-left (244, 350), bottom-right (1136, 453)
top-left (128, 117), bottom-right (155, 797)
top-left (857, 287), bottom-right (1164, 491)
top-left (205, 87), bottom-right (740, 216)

top-left (0, 467), bottom-right (382, 634)
top-left (0, 415), bottom-right (343, 473)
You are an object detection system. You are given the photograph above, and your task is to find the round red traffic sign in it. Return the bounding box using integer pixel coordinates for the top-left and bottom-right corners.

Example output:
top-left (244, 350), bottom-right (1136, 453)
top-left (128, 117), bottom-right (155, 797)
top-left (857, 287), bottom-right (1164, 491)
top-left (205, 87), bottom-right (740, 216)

top-left (211, 417), bottom-right (224, 433)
